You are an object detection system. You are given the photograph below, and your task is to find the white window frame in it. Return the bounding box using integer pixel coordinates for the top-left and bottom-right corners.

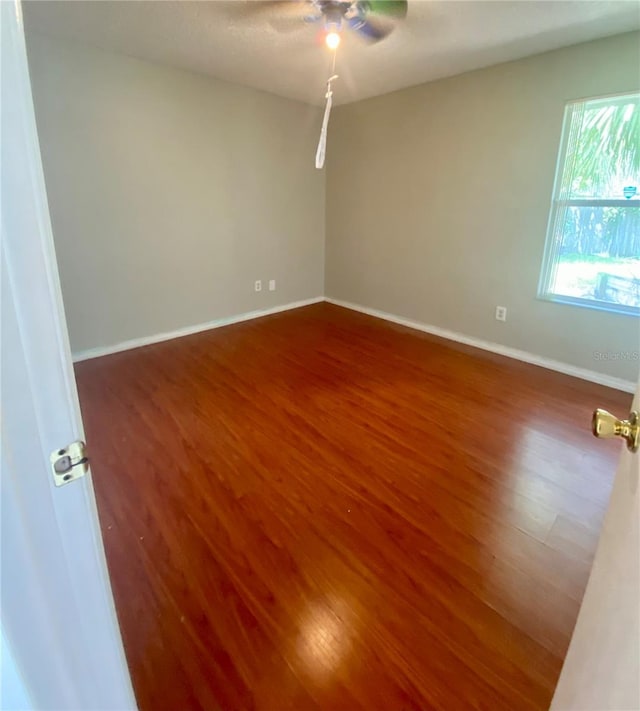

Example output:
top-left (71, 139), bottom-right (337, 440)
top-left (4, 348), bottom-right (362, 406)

top-left (538, 92), bottom-right (640, 317)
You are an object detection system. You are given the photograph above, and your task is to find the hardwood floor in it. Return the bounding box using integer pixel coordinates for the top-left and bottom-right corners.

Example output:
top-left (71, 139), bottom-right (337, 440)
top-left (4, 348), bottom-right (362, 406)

top-left (75, 303), bottom-right (631, 711)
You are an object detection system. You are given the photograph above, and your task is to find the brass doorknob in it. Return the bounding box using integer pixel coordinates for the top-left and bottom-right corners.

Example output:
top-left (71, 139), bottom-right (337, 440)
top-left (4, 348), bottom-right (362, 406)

top-left (591, 409), bottom-right (639, 452)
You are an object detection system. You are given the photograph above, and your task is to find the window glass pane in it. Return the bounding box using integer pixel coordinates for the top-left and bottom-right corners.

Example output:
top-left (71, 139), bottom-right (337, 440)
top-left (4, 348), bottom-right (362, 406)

top-left (564, 96), bottom-right (640, 200)
top-left (550, 206), bottom-right (640, 308)
top-left (540, 93), bottom-right (640, 314)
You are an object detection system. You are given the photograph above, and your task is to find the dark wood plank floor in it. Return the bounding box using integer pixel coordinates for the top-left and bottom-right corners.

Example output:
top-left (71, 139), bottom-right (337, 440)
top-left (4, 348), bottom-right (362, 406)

top-left (75, 303), bottom-right (631, 711)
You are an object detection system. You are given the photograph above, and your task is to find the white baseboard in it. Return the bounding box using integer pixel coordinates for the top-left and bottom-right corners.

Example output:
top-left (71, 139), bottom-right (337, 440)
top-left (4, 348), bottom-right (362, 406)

top-left (73, 294), bottom-right (636, 393)
top-left (325, 297), bottom-right (636, 394)
top-left (72, 297), bottom-right (324, 362)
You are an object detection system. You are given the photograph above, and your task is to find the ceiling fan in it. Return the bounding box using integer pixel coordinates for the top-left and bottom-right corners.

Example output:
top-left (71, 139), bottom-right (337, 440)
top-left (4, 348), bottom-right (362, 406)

top-left (239, 2), bottom-right (409, 168)
top-left (245, 1), bottom-right (409, 48)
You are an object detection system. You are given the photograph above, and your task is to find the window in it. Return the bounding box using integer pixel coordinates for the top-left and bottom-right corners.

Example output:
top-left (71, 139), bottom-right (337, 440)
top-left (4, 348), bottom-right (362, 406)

top-left (539, 92), bottom-right (640, 315)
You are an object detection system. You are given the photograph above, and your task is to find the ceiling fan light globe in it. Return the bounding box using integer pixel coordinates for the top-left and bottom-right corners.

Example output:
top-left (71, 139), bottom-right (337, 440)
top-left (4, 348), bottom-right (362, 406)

top-left (326, 31), bottom-right (341, 49)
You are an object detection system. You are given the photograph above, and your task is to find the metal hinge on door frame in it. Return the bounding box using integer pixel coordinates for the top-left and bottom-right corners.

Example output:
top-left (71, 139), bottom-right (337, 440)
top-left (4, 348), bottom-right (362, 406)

top-left (50, 440), bottom-right (89, 486)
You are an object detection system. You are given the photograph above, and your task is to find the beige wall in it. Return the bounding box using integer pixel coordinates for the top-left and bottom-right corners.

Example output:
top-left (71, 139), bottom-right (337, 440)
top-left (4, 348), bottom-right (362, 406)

top-left (27, 31), bottom-right (640, 382)
top-left (26, 35), bottom-right (325, 354)
top-left (326, 32), bottom-right (640, 382)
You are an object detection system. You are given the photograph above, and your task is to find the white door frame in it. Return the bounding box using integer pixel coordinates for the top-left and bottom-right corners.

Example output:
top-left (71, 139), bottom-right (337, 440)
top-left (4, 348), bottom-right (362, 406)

top-left (1, 1), bottom-right (135, 708)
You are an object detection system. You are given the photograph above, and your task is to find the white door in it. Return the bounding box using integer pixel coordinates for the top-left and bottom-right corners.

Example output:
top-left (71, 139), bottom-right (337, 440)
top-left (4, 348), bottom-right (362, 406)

top-left (0, 1), bottom-right (136, 709)
top-left (551, 382), bottom-right (640, 710)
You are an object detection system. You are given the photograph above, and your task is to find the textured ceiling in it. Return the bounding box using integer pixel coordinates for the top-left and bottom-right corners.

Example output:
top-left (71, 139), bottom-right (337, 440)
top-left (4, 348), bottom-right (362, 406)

top-left (23, 1), bottom-right (640, 106)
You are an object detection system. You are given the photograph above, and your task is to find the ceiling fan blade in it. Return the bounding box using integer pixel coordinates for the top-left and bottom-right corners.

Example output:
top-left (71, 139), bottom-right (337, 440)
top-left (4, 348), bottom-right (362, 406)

top-left (226, 1), bottom-right (320, 33)
top-left (363, 0), bottom-right (408, 19)
top-left (241, 1), bottom-right (312, 19)
top-left (270, 14), bottom-right (319, 33)
top-left (347, 14), bottom-right (395, 42)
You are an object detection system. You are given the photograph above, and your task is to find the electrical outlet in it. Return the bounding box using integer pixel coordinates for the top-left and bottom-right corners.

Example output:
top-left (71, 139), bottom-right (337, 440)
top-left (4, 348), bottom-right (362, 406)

top-left (269, 279), bottom-right (276, 292)
top-left (495, 306), bottom-right (507, 322)
top-left (254, 280), bottom-right (262, 292)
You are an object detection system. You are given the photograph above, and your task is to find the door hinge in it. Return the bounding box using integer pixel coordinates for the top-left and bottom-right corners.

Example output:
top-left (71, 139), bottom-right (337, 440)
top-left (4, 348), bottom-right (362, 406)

top-left (50, 440), bottom-right (89, 486)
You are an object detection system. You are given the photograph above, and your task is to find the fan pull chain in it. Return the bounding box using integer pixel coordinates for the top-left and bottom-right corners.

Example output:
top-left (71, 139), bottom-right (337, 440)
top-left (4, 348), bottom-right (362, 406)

top-left (315, 47), bottom-right (339, 170)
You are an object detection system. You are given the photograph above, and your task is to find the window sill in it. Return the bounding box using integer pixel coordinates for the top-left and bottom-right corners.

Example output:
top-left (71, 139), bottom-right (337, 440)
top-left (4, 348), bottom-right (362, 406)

top-left (537, 293), bottom-right (640, 318)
